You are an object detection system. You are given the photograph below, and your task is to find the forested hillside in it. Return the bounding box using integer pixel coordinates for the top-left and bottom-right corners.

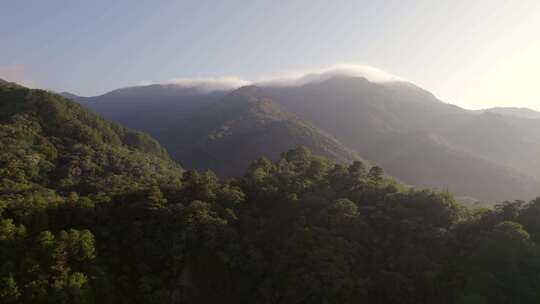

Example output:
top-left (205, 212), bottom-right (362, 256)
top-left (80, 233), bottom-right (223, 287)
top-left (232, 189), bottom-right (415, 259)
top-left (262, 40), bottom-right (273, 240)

top-left (0, 81), bottom-right (179, 193)
top-left (2, 82), bottom-right (540, 303)
top-left (0, 82), bottom-right (183, 302)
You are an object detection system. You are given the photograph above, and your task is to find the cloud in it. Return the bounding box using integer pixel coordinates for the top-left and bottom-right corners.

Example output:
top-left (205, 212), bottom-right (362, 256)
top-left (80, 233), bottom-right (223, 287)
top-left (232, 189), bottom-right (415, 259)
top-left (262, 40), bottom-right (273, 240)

top-left (165, 76), bottom-right (251, 92)
top-left (135, 80), bottom-right (153, 86)
top-left (257, 64), bottom-right (403, 87)
top-left (149, 64), bottom-right (403, 92)
top-left (0, 65), bottom-right (35, 87)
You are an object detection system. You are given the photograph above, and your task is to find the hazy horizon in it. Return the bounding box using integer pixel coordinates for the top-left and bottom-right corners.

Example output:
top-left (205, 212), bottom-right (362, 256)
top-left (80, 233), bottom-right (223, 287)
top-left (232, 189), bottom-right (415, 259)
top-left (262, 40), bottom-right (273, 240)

top-left (1, 0), bottom-right (539, 110)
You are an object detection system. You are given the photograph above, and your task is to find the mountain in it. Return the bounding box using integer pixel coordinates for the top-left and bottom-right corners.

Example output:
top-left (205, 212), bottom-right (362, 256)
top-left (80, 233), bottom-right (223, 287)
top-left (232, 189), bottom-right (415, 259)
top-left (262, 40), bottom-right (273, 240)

top-left (481, 107), bottom-right (540, 119)
top-left (70, 75), bottom-right (540, 201)
top-left (4, 81), bottom-right (540, 304)
top-left (371, 132), bottom-right (540, 201)
top-left (436, 112), bottom-right (540, 181)
top-left (263, 76), bottom-right (540, 201)
top-left (163, 86), bottom-right (361, 176)
top-left (68, 84), bottom-right (227, 140)
top-left (0, 81), bottom-right (182, 198)
top-left (264, 76), bottom-right (464, 157)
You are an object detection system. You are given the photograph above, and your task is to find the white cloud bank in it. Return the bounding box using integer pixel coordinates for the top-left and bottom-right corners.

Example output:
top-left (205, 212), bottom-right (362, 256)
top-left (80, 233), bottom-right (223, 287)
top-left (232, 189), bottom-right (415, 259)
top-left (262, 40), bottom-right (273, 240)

top-left (257, 64), bottom-right (402, 87)
top-left (153, 64), bottom-right (402, 92)
top-left (165, 76), bottom-right (251, 92)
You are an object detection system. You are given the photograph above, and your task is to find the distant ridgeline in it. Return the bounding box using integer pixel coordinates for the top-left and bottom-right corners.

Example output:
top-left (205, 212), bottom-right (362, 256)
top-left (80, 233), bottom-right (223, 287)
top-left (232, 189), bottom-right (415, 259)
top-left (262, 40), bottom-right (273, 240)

top-left (2, 81), bottom-right (540, 303)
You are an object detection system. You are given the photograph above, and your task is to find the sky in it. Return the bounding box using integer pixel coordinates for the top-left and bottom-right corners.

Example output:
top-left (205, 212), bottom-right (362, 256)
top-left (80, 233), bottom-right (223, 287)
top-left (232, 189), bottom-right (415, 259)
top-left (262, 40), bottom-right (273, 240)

top-left (1, 0), bottom-right (539, 110)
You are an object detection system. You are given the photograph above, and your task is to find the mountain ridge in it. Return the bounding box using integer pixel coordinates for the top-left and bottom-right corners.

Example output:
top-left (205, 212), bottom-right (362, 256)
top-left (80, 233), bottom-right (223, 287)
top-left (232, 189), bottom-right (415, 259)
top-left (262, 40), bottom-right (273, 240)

top-left (164, 85), bottom-right (362, 176)
top-left (480, 107), bottom-right (540, 119)
top-left (64, 76), bottom-right (540, 202)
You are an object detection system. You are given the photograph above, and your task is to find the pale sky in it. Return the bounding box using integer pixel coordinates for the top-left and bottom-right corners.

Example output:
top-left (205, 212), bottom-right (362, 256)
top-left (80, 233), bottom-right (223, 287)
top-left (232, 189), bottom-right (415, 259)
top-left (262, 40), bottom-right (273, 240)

top-left (1, 0), bottom-right (539, 110)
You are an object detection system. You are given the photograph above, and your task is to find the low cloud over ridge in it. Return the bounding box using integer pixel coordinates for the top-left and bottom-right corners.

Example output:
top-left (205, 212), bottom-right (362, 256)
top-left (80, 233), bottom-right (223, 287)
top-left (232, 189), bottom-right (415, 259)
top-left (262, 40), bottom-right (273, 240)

top-left (154, 64), bottom-right (402, 92)
top-left (166, 76), bottom-right (250, 92)
top-left (257, 64), bottom-right (402, 87)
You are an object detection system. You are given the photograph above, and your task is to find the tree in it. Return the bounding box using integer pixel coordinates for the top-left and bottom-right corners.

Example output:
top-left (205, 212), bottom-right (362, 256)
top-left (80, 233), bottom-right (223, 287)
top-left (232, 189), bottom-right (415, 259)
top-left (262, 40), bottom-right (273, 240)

top-left (0, 275), bottom-right (20, 303)
top-left (348, 160), bottom-right (367, 178)
top-left (367, 166), bottom-right (384, 185)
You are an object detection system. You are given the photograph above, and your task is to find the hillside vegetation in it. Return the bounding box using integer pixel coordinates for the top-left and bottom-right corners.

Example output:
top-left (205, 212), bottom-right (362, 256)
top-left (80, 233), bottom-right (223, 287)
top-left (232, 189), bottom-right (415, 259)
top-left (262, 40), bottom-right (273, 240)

top-left (2, 83), bottom-right (540, 303)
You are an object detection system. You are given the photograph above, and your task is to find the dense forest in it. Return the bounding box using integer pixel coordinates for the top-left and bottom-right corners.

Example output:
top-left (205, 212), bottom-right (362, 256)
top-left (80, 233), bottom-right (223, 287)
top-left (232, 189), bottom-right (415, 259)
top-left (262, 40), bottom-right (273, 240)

top-left (2, 82), bottom-right (540, 303)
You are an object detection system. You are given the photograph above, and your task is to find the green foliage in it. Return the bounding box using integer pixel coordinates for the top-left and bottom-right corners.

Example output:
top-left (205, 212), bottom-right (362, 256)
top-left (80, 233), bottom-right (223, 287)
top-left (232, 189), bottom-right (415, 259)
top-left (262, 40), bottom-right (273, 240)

top-left (0, 274), bottom-right (20, 303)
top-left (2, 84), bottom-right (540, 303)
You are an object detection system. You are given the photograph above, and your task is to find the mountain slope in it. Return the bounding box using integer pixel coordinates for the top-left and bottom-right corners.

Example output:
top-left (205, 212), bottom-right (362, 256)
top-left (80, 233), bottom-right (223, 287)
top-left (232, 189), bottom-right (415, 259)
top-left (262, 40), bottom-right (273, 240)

top-left (3, 80), bottom-right (540, 303)
top-left (481, 107), bottom-right (540, 119)
top-left (0, 82), bottom-right (182, 198)
top-left (70, 75), bottom-right (540, 201)
top-left (67, 84), bottom-right (227, 140)
top-left (435, 112), bottom-right (540, 180)
top-left (264, 77), bottom-right (540, 201)
top-left (164, 86), bottom-right (361, 176)
top-left (372, 133), bottom-right (540, 201)
top-left (266, 76), bottom-right (465, 156)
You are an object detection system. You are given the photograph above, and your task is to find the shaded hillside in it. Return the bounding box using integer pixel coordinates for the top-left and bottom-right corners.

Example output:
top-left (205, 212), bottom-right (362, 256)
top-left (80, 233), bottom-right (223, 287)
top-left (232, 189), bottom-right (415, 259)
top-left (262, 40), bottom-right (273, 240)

top-left (266, 76), bottom-right (465, 156)
top-left (67, 84), bottom-right (227, 140)
top-left (265, 76), bottom-right (540, 201)
top-left (437, 112), bottom-right (540, 180)
top-left (164, 86), bottom-right (361, 176)
top-left (372, 133), bottom-right (540, 201)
